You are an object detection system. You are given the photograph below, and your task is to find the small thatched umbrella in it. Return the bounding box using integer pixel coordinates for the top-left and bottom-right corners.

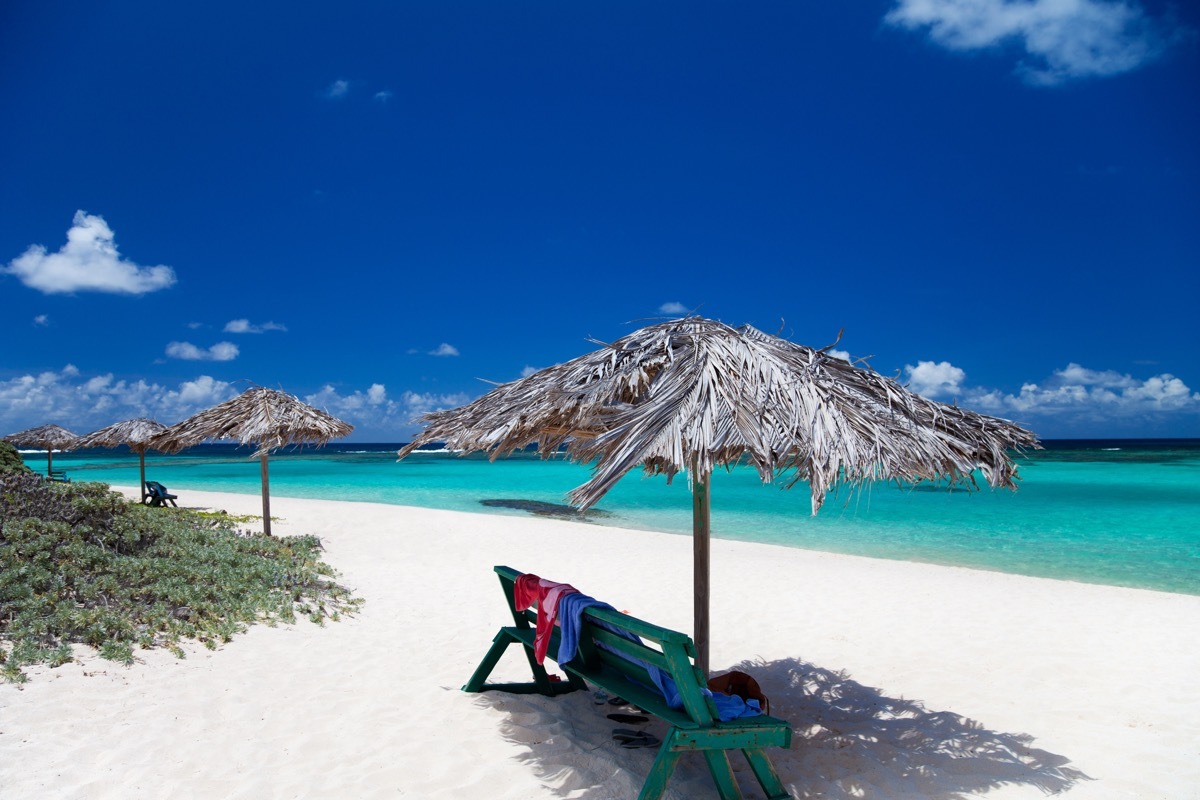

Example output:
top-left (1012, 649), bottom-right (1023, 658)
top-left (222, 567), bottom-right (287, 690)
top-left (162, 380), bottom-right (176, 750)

top-left (72, 418), bottom-right (168, 502)
top-left (2, 424), bottom-right (78, 477)
top-left (150, 387), bottom-right (353, 535)
top-left (398, 317), bottom-right (1038, 673)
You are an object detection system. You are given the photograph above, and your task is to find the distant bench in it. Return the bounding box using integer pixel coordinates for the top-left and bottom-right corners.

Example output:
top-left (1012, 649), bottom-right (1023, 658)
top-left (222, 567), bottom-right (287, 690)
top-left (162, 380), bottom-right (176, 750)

top-left (465, 565), bottom-right (792, 800)
top-left (48, 470), bottom-right (70, 483)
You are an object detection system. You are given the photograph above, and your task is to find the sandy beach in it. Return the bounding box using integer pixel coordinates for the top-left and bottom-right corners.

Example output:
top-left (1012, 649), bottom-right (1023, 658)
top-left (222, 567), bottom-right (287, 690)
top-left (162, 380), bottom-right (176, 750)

top-left (3, 487), bottom-right (1198, 799)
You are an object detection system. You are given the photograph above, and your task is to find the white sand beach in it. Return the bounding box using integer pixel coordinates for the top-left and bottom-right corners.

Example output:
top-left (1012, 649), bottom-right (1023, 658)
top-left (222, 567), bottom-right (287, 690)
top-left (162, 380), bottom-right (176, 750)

top-left (3, 487), bottom-right (1198, 799)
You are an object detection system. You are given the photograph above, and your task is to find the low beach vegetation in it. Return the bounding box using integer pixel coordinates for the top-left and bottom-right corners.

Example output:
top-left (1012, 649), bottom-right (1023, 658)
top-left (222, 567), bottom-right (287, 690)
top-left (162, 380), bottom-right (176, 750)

top-left (0, 442), bottom-right (32, 476)
top-left (0, 473), bottom-right (362, 683)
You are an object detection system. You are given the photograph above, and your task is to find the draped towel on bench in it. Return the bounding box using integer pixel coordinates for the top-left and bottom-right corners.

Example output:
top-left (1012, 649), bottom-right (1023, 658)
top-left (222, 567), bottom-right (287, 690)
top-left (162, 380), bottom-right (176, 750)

top-left (555, 588), bottom-right (761, 722)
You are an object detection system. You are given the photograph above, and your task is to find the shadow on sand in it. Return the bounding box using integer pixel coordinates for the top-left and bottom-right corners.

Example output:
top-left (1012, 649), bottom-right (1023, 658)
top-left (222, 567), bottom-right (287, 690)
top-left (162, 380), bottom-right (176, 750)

top-left (487, 656), bottom-right (1089, 799)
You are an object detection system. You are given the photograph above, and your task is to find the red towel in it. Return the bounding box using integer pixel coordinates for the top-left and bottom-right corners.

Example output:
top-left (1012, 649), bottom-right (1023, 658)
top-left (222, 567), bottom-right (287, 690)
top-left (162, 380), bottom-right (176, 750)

top-left (513, 573), bottom-right (579, 663)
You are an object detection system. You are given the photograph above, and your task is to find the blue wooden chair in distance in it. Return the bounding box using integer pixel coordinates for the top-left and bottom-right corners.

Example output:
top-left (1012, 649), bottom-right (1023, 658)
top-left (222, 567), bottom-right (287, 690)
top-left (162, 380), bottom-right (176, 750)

top-left (143, 480), bottom-right (178, 507)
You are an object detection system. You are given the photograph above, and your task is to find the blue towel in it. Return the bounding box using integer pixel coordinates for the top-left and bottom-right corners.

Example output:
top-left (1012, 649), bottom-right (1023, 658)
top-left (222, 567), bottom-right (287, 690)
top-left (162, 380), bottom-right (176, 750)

top-left (556, 592), bottom-right (760, 722)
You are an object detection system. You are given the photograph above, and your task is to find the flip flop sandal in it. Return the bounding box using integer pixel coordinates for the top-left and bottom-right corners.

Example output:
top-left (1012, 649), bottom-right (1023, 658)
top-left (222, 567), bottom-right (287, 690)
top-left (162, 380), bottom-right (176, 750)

top-left (607, 713), bottom-right (649, 724)
top-left (611, 728), bottom-right (651, 742)
top-left (620, 734), bottom-right (661, 749)
top-left (607, 696), bottom-right (628, 705)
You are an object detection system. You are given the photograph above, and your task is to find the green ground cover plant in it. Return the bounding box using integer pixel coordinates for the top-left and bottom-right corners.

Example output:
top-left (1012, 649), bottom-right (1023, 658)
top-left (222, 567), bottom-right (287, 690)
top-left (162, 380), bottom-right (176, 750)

top-left (0, 442), bottom-right (32, 476)
top-left (0, 473), bottom-right (362, 683)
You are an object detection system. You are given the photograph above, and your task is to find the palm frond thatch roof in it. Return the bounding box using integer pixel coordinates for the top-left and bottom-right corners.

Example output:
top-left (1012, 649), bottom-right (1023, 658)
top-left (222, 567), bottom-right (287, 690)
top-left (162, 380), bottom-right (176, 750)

top-left (2, 424), bottom-right (78, 450)
top-left (150, 387), bottom-right (353, 457)
top-left (72, 418), bottom-right (167, 452)
top-left (400, 317), bottom-right (1038, 513)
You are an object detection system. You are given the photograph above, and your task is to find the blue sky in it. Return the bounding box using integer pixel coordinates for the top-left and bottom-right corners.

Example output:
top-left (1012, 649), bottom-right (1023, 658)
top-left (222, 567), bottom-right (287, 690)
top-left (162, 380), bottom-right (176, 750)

top-left (2, 1), bottom-right (1197, 442)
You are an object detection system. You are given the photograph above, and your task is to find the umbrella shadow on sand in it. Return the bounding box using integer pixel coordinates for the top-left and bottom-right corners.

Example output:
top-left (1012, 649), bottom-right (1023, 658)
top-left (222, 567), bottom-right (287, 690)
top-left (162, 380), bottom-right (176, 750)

top-left (487, 656), bottom-right (1088, 799)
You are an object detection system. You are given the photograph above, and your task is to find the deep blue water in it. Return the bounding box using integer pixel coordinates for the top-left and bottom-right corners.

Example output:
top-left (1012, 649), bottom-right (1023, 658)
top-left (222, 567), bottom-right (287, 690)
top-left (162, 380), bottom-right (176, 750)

top-left (23, 439), bottom-right (1200, 595)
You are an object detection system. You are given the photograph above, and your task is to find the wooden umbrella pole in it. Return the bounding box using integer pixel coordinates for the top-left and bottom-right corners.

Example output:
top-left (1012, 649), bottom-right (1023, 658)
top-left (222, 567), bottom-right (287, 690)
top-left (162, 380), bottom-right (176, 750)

top-left (693, 476), bottom-right (711, 677)
top-left (46, 448), bottom-right (53, 477)
top-left (260, 454), bottom-right (272, 536)
top-left (138, 450), bottom-right (147, 502)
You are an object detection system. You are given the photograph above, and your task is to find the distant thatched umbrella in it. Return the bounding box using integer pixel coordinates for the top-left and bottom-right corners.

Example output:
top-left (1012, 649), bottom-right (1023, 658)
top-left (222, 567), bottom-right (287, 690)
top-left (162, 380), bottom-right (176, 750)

top-left (399, 317), bottom-right (1038, 673)
top-left (2, 424), bottom-right (77, 477)
top-left (150, 387), bottom-right (353, 535)
top-left (72, 418), bottom-right (168, 502)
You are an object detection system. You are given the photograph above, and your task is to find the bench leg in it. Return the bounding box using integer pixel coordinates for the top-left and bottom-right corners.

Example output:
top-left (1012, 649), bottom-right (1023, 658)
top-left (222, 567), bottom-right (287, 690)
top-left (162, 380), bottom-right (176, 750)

top-left (462, 628), bottom-right (579, 696)
top-left (638, 730), bottom-right (683, 800)
top-left (742, 748), bottom-right (790, 800)
top-left (702, 749), bottom-right (743, 800)
top-left (463, 629), bottom-right (516, 692)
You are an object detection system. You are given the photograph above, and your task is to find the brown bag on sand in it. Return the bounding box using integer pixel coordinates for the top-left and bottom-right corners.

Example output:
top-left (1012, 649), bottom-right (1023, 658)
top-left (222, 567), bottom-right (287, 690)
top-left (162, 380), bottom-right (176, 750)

top-left (707, 670), bottom-right (770, 715)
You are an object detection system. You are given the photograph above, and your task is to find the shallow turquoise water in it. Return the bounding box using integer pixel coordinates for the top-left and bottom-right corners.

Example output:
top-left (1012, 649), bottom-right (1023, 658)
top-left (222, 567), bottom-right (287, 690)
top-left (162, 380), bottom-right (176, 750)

top-left (29, 440), bottom-right (1200, 595)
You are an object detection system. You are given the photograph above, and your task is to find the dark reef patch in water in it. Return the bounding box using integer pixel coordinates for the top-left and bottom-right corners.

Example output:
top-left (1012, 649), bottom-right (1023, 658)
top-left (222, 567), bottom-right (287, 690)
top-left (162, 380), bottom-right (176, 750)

top-left (481, 498), bottom-right (613, 521)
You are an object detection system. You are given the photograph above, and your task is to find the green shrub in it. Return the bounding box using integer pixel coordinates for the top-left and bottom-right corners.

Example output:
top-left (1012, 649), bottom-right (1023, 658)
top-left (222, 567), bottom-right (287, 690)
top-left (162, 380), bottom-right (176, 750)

top-left (0, 441), bottom-right (32, 476)
top-left (0, 473), bottom-right (362, 682)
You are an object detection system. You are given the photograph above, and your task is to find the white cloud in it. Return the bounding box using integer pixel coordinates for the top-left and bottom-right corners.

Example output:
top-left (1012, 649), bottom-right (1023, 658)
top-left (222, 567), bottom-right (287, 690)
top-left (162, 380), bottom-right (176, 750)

top-left (33, 314), bottom-right (49, 327)
top-left (400, 390), bottom-right (472, 420)
top-left (659, 301), bottom-right (689, 315)
top-left (827, 348), bottom-right (851, 363)
top-left (3, 211), bottom-right (176, 295)
top-left (430, 343), bottom-right (460, 357)
top-left (324, 79), bottom-right (350, 99)
top-left (520, 365), bottom-right (540, 378)
top-left (374, 90), bottom-right (394, 102)
top-left (963, 363), bottom-right (1200, 438)
top-left (905, 360), bottom-right (966, 397)
top-left (301, 384), bottom-right (472, 437)
top-left (224, 318), bottom-right (287, 334)
top-left (884, 0), bottom-right (1181, 85)
top-left (306, 383), bottom-right (391, 415)
top-left (0, 366), bottom-right (236, 433)
top-left (165, 341), bottom-right (240, 361)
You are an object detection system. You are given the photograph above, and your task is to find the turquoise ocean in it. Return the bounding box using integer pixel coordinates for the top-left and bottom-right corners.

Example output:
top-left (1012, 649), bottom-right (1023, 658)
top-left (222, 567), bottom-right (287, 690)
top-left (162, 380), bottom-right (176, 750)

top-left (23, 439), bottom-right (1200, 596)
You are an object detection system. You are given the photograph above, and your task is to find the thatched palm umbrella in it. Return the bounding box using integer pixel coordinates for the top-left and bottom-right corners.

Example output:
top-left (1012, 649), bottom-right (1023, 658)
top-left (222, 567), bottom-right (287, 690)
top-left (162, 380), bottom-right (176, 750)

top-left (2, 424), bottom-right (78, 477)
top-left (72, 418), bottom-right (168, 502)
top-left (398, 317), bottom-right (1038, 674)
top-left (150, 387), bottom-right (353, 535)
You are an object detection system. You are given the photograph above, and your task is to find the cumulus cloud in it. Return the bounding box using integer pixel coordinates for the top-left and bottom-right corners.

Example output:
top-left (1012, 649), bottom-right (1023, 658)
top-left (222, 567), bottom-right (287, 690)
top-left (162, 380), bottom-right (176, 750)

top-left (827, 348), bottom-right (852, 363)
top-left (884, 0), bottom-right (1183, 85)
top-left (0, 366), bottom-right (236, 433)
top-left (659, 301), bottom-right (689, 315)
top-left (224, 319), bottom-right (287, 334)
top-left (3, 211), bottom-right (176, 295)
top-left (520, 365), bottom-right (540, 378)
top-left (33, 314), bottom-right (49, 327)
top-left (305, 383), bottom-right (392, 415)
top-left (302, 384), bottom-right (472, 437)
top-left (888, 356), bottom-right (1198, 435)
top-left (323, 79), bottom-right (350, 99)
top-left (374, 90), bottom-right (393, 102)
top-left (970, 363), bottom-right (1199, 417)
top-left (165, 341), bottom-right (240, 361)
top-left (905, 360), bottom-right (966, 397)
top-left (399, 390), bottom-right (472, 420)
top-left (430, 343), bottom-right (460, 357)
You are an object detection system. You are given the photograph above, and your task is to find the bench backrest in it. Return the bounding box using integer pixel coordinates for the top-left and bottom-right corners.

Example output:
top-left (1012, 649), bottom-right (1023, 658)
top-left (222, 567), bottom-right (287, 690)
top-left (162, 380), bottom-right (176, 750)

top-left (145, 481), bottom-right (167, 495)
top-left (494, 565), bottom-right (721, 727)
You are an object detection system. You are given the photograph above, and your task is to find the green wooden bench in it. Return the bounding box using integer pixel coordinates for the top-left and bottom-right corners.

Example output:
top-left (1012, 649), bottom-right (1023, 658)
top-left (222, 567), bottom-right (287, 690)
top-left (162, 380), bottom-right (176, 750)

top-left (465, 565), bottom-right (792, 800)
top-left (47, 470), bottom-right (70, 483)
